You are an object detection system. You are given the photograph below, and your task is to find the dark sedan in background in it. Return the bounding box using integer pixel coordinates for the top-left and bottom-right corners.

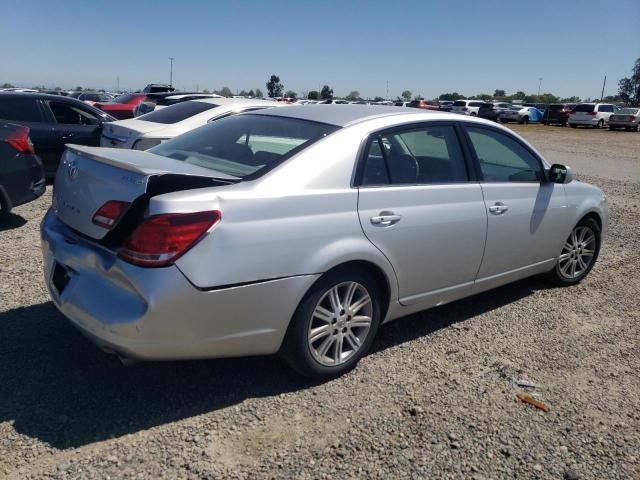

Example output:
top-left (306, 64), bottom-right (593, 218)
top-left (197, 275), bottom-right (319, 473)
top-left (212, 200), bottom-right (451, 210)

top-left (0, 92), bottom-right (115, 178)
top-left (478, 102), bottom-right (512, 122)
top-left (543, 103), bottom-right (576, 126)
top-left (0, 122), bottom-right (45, 216)
top-left (94, 93), bottom-right (146, 120)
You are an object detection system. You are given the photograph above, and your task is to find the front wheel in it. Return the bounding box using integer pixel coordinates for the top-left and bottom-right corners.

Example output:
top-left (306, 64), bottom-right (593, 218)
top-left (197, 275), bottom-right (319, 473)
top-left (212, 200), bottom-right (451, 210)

top-left (280, 270), bottom-right (382, 378)
top-left (547, 217), bottom-right (601, 286)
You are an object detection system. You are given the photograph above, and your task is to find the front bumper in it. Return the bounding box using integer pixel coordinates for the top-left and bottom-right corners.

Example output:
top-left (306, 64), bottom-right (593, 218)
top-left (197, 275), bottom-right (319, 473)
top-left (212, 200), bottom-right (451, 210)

top-left (609, 121), bottom-right (638, 128)
top-left (41, 210), bottom-right (319, 361)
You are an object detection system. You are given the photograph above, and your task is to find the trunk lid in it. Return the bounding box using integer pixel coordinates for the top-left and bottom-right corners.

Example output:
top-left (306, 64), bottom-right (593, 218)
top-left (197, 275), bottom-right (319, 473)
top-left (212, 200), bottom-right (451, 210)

top-left (53, 145), bottom-right (238, 241)
top-left (100, 120), bottom-right (165, 148)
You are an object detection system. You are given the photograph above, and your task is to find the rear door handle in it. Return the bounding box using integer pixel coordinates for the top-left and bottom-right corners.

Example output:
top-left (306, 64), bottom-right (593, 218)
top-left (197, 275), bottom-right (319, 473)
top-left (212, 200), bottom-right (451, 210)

top-left (488, 202), bottom-right (509, 215)
top-left (62, 133), bottom-right (75, 140)
top-left (370, 211), bottom-right (402, 226)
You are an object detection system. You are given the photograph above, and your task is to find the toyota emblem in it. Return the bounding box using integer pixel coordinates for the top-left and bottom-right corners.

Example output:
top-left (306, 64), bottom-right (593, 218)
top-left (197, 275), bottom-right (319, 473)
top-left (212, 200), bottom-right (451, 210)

top-left (67, 160), bottom-right (79, 180)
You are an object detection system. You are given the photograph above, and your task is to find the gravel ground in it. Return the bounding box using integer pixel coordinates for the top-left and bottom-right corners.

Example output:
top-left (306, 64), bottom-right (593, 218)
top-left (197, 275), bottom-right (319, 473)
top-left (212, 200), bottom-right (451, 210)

top-left (1, 126), bottom-right (639, 479)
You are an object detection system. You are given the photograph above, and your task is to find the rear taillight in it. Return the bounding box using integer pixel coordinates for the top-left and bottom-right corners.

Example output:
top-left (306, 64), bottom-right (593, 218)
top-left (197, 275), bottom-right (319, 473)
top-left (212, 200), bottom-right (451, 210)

top-left (118, 210), bottom-right (221, 267)
top-left (629, 116), bottom-right (636, 121)
top-left (462, 107), bottom-right (468, 111)
top-left (587, 112), bottom-right (597, 116)
top-left (5, 126), bottom-right (34, 154)
top-left (92, 200), bottom-right (131, 229)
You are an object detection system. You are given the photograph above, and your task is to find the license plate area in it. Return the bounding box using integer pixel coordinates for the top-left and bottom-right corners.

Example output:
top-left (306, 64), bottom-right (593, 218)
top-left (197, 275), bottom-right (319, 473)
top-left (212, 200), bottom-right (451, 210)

top-left (52, 262), bottom-right (71, 295)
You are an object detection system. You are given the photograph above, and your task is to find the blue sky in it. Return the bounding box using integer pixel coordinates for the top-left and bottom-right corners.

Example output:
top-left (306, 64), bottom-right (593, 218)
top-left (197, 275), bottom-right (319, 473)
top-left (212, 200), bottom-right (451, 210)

top-left (1, 0), bottom-right (638, 99)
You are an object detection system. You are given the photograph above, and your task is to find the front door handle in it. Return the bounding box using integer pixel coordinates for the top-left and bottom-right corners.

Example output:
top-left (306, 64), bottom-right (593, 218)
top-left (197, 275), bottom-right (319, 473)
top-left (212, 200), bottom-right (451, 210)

top-left (61, 133), bottom-right (75, 140)
top-left (488, 202), bottom-right (509, 215)
top-left (370, 211), bottom-right (402, 226)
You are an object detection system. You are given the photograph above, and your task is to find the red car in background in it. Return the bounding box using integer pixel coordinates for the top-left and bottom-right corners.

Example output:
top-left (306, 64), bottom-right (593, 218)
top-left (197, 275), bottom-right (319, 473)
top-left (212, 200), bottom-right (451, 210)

top-left (408, 99), bottom-right (440, 110)
top-left (94, 94), bottom-right (146, 120)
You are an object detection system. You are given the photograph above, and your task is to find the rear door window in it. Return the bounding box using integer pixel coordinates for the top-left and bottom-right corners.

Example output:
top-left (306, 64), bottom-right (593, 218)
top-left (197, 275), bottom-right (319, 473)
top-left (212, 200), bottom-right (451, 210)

top-left (0, 97), bottom-right (45, 122)
top-left (453, 101), bottom-right (466, 106)
top-left (598, 105), bottom-right (613, 112)
top-left (137, 101), bottom-right (218, 124)
top-left (361, 125), bottom-right (468, 186)
top-left (48, 101), bottom-right (100, 125)
top-left (466, 127), bottom-right (542, 182)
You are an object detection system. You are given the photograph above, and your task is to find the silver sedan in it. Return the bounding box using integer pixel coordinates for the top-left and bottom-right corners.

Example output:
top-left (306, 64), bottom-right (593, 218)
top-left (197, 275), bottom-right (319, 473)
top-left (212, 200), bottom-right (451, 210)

top-left (42, 106), bottom-right (608, 377)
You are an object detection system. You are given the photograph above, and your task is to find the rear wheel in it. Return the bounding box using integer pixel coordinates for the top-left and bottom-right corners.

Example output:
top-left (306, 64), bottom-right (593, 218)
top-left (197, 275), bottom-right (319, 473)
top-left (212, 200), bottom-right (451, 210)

top-left (470, 112), bottom-right (477, 117)
top-left (547, 217), bottom-right (601, 286)
top-left (280, 269), bottom-right (382, 378)
top-left (595, 119), bottom-right (604, 129)
top-left (520, 116), bottom-right (529, 125)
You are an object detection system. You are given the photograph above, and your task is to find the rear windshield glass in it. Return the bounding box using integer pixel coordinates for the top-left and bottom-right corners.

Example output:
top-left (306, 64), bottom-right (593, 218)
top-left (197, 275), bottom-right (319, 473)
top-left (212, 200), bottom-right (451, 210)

top-left (0, 97), bottom-right (44, 122)
top-left (573, 104), bottom-right (595, 113)
top-left (138, 101), bottom-right (217, 124)
top-left (113, 94), bottom-right (138, 104)
top-left (617, 108), bottom-right (638, 115)
top-left (453, 101), bottom-right (466, 106)
top-left (149, 114), bottom-right (339, 179)
top-left (548, 104), bottom-right (565, 111)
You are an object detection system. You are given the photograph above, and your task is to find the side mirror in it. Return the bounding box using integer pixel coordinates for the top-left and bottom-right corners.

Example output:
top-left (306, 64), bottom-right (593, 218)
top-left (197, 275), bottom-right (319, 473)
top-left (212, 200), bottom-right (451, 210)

top-left (548, 164), bottom-right (574, 184)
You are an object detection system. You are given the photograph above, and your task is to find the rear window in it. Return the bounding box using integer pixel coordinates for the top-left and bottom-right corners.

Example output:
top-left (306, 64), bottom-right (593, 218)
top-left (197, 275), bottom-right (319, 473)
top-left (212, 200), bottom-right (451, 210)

top-left (453, 101), bottom-right (466, 106)
top-left (573, 104), bottom-right (595, 113)
top-left (137, 101), bottom-right (217, 124)
top-left (548, 104), bottom-right (565, 111)
top-left (0, 97), bottom-right (44, 122)
top-left (113, 94), bottom-right (138, 104)
top-left (618, 108), bottom-right (639, 115)
top-left (149, 114), bottom-right (339, 179)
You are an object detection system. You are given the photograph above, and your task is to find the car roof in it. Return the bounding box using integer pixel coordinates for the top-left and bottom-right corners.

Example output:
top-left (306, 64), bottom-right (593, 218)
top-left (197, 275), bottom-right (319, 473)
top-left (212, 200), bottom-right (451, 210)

top-left (190, 97), bottom-right (280, 107)
top-left (0, 91), bottom-right (89, 102)
top-left (248, 104), bottom-right (466, 127)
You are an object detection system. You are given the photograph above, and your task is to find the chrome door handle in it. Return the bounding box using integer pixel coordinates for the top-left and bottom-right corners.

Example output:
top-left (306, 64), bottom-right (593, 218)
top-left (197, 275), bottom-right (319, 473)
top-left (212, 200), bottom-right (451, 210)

top-left (62, 133), bottom-right (75, 140)
top-left (488, 202), bottom-right (509, 215)
top-left (370, 212), bottom-right (402, 226)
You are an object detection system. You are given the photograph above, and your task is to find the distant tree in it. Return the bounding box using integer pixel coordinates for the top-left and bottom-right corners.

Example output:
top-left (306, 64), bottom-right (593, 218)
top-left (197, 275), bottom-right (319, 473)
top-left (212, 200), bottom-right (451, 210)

top-left (266, 74), bottom-right (283, 98)
top-left (373, 96), bottom-right (385, 102)
top-left (217, 87), bottom-right (233, 97)
top-left (320, 85), bottom-right (333, 99)
top-left (560, 96), bottom-right (580, 103)
top-left (513, 91), bottom-right (526, 100)
top-left (493, 89), bottom-right (506, 97)
top-left (603, 95), bottom-right (623, 103)
top-left (239, 89), bottom-right (250, 97)
top-left (523, 93), bottom-right (559, 104)
top-left (255, 88), bottom-right (263, 98)
top-left (54, 86), bottom-right (61, 91)
top-left (74, 86), bottom-right (83, 91)
top-left (202, 89), bottom-right (210, 93)
top-left (1, 82), bottom-right (14, 88)
top-left (618, 58), bottom-right (640, 106)
top-left (438, 92), bottom-right (465, 101)
top-left (308, 90), bottom-right (319, 100)
top-left (248, 89), bottom-right (255, 97)
top-left (345, 90), bottom-right (361, 101)
top-left (401, 90), bottom-right (412, 101)
top-left (285, 90), bottom-right (297, 99)
top-left (474, 93), bottom-right (492, 101)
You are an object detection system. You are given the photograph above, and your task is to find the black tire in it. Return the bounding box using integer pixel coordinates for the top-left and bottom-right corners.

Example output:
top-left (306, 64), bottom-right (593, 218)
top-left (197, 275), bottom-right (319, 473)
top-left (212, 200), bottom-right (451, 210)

top-left (543, 121), bottom-right (548, 125)
top-left (520, 116), bottom-right (529, 125)
top-left (0, 192), bottom-right (11, 218)
top-left (635, 124), bottom-right (639, 132)
top-left (595, 119), bottom-right (604, 129)
top-left (547, 217), bottom-right (601, 286)
top-left (470, 112), bottom-right (477, 117)
top-left (280, 268), bottom-right (382, 378)
top-left (625, 127), bottom-right (631, 132)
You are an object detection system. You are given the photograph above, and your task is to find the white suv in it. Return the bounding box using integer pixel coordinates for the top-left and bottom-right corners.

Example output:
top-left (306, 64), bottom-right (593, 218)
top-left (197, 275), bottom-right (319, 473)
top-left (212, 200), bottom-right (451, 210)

top-left (568, 103), bottom-right (618, 128)
top-left (451, 100), bottom-right (484, 116)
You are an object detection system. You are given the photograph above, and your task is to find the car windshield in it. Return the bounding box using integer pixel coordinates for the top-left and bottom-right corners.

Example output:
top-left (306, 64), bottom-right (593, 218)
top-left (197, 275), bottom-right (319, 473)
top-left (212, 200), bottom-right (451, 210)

top-left (618, 108), bottom-right (639, 115)
top-left (573, 104), bottom-right (595, 113)
top-left (149, 114), bottom-right (340, 179)
top-left (137, 101), bottom-right (218, 124)
top-left (113, 94), bottom-right (138, 104)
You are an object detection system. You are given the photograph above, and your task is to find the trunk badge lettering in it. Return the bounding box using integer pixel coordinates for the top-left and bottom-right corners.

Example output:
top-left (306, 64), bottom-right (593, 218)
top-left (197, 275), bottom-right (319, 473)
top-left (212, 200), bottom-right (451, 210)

top-left (67, 161), bottom-right (79, 180)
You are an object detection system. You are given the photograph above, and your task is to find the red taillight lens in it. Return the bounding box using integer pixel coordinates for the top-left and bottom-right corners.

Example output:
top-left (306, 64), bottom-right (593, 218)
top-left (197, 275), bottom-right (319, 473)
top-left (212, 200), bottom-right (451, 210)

top-left (5, 126), bottom-right (34, 154)
top-left (462, 107), bottom-right (468, 111)
top-left (118, 210), bottom-right (221, 267)
top-left (92, 200), bottom-right (131, 229)
top-left (586, 111), bottom-right (597, 116)
top-left (629, 116), bottom-right (636, 121)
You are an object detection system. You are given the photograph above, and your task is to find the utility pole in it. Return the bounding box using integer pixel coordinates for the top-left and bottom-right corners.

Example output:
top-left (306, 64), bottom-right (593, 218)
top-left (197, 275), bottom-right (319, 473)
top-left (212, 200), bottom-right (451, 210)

top-left (116, 76), bottom-right (120, 92)
top-left (600, 75), bottom-right (606, 101)
top-left (169, 57), bottom-right (175, 87)
top-left (386, 80), bottom-right (389, 100)
top-left (538, 77), bottom-right (542, 96)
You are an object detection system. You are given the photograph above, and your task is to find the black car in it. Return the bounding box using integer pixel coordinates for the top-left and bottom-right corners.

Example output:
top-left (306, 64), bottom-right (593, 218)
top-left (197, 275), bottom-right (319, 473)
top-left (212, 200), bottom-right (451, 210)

top-left (543, 103), bottom-right (576, 126)
top-left (0, 92), bottom-right (115, 178)
top-left (0, 122), bottom-right (45, 216)
top-left (478, 102), bottom-right (512, 122)
top-left (68, 91), bottom-right (114, 103)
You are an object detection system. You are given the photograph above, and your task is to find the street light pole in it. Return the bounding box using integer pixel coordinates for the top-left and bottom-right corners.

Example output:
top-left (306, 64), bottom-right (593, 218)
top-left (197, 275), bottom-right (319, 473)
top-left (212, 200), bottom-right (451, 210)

top-left (538, 77), bottom-right (542, 96)
top-left (169, 57), bottom-right (175, 87)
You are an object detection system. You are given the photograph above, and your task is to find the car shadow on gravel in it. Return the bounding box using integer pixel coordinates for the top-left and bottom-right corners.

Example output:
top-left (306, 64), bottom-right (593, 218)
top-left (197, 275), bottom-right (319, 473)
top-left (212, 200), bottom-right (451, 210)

top-left (0, 277), bottom-right (553, 449)
top-left (0, 213), bottom-right (27, 231)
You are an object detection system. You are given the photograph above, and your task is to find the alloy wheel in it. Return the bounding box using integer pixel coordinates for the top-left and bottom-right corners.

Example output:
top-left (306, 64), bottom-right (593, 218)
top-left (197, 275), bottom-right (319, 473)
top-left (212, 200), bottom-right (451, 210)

top-left (307, 281), bottom-right (373, 367)
top-left (558, 225), bottom-right (596, 279)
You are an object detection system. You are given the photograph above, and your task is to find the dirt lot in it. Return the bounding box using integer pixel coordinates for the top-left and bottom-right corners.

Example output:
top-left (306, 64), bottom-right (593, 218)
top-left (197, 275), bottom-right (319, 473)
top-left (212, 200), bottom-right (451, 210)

top-left (1, 125), bottom-right (639, 479)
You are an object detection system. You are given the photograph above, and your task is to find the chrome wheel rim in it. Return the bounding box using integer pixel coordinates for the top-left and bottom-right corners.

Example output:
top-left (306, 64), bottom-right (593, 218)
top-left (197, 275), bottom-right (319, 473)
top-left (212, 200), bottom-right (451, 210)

top-left (308, 281), bottom-right (373, 367)
top-left (558, 225), bottom-right (596, 279)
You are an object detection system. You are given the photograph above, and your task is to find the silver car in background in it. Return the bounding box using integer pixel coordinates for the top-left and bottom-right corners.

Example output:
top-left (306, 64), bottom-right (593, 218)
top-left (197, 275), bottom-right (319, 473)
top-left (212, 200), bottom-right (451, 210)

top-left (41, 106), bottom-right (608, 377)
